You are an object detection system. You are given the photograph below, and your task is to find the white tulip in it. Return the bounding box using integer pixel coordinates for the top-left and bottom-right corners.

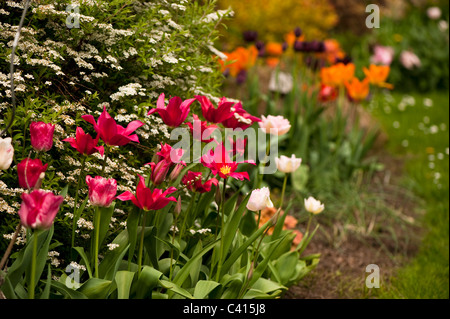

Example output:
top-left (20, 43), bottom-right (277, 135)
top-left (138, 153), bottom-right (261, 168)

top-left (304, 196), bottom-right (325, 215)
top-left (276, 155), bottom-right (302, 173)
top-left (0, 137), bottom-right (14, 170)
top-left (247, 187), bottom-right (274, 212)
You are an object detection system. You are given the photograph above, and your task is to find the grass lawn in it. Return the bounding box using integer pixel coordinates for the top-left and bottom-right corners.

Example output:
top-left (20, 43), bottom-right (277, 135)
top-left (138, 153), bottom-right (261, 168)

top-left (368, 90), bottom-right (449, 299)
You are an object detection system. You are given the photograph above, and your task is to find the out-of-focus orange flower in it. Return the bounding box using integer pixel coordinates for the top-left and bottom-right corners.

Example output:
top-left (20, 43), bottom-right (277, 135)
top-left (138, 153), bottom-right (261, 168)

top-left (363, 64), bottom-right (394, 89)
top-left (345, 77), bottom-right (370, 102)
top-left (291, 229), bottom-right (304, 246)
top-left (320, 63), bottom-right (355, 87)
top-left (284, 215), bottom-right (298, 229)
top-left (266, 42), bottom-right (284, 57)
top-left (266, 57), bottom-right (280, 68)
top-left (322, 39), bottom-right (346, 64)
top-left (284, 31), bottom-right (305, 48)
top-left (219, 46), bottom-right (258, 77)
top-left (256, 207), bottom-right (300, 235)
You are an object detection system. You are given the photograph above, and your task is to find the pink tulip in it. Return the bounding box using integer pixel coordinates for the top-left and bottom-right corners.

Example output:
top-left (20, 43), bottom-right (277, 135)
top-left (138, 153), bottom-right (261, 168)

top-left (117, 175), bottom-right (177, 211)
top-left (82, 107), bottom-right (144, 147)
top-left (156, 143), bottom-right (186, 166)
top-left (400, 50), bottom-right (422, 70)
top-left (17, 158), bottom-right (48, 189)
top-left (30, 122), bottom-right (55, 152)
top-left (18, 189), bottom-right (64, 230)
top-left (147, 93), bottom-right (195, 127)
top-left (86, 175), bottom-right (117, 207)
top-left (149, 160), bottom-right (172, 185)
top-left (258, 115), bottom-right (291, 136)
top-left (182, 171), bottom-right (219, 193)
top-left (63, 127), bottom-right (104, 156)
top-left (195, 96), bottom-right (235, 124)
top-left (370, 45), bottom-right (395, 66)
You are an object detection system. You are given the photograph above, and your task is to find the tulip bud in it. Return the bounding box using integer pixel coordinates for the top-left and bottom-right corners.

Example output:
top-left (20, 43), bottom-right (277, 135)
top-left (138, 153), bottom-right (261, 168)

top-left (275, 155), bottom-right (302, 173)
top-left (0, 137), bottom-right (14, 170)
top-left (17, 158), bottom-right (48, 189)
top-left (169, 164), bottom-right (184, 183)
top-left (175, 196), bottom-right (182, 216)
top-left (30, 122), bottom-right (55, 152)
top-left (246, 187), bottom-right (274, 212)
top-left (304, 196), bottom-right (325, 215)
top-left (294, 27), bottom-right (302, 38)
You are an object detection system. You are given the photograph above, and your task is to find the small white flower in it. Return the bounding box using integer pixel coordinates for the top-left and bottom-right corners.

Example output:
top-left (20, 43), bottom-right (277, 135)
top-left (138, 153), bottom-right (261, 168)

top-left (276, 155), bottom-right (302, 173)
top-left (304, 196), bottom-right (325, 215)
top-left (246, 187), bottom-right (274, 212)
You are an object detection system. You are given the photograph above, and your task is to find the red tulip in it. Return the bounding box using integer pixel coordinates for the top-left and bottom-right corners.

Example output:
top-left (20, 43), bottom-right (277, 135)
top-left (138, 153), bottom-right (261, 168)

top-left (117, 175), bottom-right (177, 211)
top-left (82, 107), bottom-right (144, 147)
top-left (201, 143), bottom-right (254, 180)
top-left (221, 102), bottom-right (261, 130)
top-left (182, 171), bottom-right (218, 193)
top-left (156, 143), bottom-right (186, 166)
top-left (18, 189), bottom-right (64, 230)
top-left (86, 175), bottom-right (117, 207)
top-left (30, 122), bottom-right (55, 152)
top-left (63, 127), bottom-right (105, 156)
top-left (147, 93), bottom-right (195, 127)
top-left (318, 84), bottom-right (338, 103)
top-left (186, 114), bottom-right (218, 143)
top-left (17, 158), bottom-right (48, 189)
top-left (195, 96), bottom-right (235, 124)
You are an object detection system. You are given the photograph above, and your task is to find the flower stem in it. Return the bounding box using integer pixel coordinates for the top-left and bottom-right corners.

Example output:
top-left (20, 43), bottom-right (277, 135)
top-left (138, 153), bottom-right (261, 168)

top-left (29, 230), bottom-right (39, 299)
top-left (71, 156), bottom-right (87, 249)
top-left (94, 206), bottom-right (101, 278)
top-left (137, 211), bottom-right (147, 277)
top-left (215, 178), bottom-right (228, 282)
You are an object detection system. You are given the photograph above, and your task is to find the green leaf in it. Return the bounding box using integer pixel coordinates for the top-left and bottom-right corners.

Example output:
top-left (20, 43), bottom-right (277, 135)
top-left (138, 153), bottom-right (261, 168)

top-left (173, 239), bottom-right (218, 288)
top-left (78, 278), bottom-right (112, 299)
top-left (40, 264), bottom-right (52, 299)
top-left (98, 203), bottom-right (116, 248)
top-left (193, 280), bottom-right (221, 299)
top-left (135, 266), bottom-right (163, 299)
top-left (98, 230), bottom-right (130, 281)
top-left (115, 270), bottom-right (136, 299)
top-left (220, 218), bottom-right (273, 278)
top-left (73, 247), bottom-right (93, 279)
top-left (51, 280), bottom-right (88, 299)
top-left (274, 251), bottom-right (300, 285)
top-left (126, 208), bottom-right (140, 269)
top-left (159, 279), bottom-right (193, 299)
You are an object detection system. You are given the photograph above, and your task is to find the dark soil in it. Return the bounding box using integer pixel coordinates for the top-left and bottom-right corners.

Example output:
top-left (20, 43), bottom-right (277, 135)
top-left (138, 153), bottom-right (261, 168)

top-left (283, 152), bottom-right (423, 299)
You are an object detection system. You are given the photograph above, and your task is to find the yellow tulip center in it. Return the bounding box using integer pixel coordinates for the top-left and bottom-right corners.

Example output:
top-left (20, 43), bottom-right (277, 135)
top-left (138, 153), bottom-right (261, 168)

top-left (220, 165), bottom-right (232, 176)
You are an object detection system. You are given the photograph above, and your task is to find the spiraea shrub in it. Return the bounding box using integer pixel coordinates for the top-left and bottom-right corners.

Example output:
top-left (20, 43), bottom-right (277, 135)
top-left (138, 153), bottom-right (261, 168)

top-left (0, 0), bottom-right (226, 254)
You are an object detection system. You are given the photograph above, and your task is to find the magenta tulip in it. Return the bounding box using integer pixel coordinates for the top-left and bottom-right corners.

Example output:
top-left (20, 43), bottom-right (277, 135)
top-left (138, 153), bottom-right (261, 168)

top-left (85, 175), bottom-right (117, 207)
top-left (30, 122), bottom-right (55, 152)
top-left (182, 171), bottom-right (218, 193)
top-left (221, 102), bottom-right (261, 130)
top-left (148, 93), bottom-right (195, 127)
top-left (18, 189), bottom-right (64, 230)
top-left (186, 114), bottom-right (219, 143)
top-left (117, 175), bottom-right (177, 211)
top-left (17, 158), bottom-right (48, 189)
top-left (63, 127), bottom-right (105, 156)
top-left (195, 96), bottom-right (236, 124)
top-left (82, 107), bottom-right (144, 147)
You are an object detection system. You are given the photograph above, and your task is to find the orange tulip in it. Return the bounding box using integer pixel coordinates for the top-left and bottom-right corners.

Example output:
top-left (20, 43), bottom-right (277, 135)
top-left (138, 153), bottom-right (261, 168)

top-left (284, 31), bottom-right (305, 48)
top-left (219, 46), bottom-right (258, 77)
top-left (363, 64), bottom-right (394, 89)
top-left (345, 77), bottom-right (370, 102)
top-left (266, 42), bottom-right (284, 57)
top-left (320, 63), bottom-right (355, 87)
